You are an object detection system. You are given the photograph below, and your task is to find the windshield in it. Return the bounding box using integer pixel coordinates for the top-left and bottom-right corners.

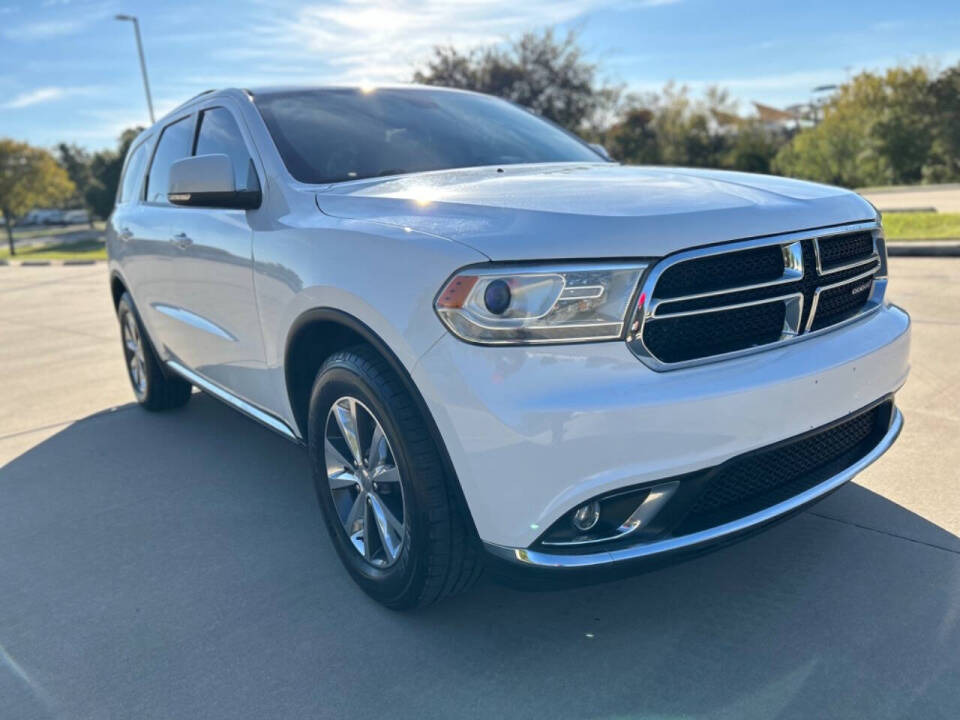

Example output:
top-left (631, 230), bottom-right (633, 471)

top-left (252, 87), bottom-right (603, 184)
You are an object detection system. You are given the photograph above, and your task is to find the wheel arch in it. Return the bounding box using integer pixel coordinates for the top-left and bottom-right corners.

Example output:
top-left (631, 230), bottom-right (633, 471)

top-left (109, 270), bottom-right (128, 311)
top-left (283, 307), bottom-right (480, 536)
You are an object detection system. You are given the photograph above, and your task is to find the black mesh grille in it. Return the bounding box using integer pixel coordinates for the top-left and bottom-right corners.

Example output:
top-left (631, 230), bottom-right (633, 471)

top-left (642, 301), bottom-right (786, 364)
top-left (811, 278), bottom-right (874, 331)
top-left (634, 229), bottom-right (882, 365)
top-left (673, 402), bottom-right (889, 535)
top-left (654, 245), bottom-right (784, 299)
top-left (818, 231), bottom-right (874, 270)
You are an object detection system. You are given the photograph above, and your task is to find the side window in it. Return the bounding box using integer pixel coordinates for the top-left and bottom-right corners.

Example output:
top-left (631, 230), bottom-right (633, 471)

top-left (145, 115), bottom-right (194, 204)
top-left (195, 107), bottom-right (255, 191)
top-left (118, 141), bottom-right (149, 204)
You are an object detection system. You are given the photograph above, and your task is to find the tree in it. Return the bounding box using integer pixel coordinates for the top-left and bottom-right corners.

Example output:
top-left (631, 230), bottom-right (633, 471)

top-left (56, 143), bottom-right (98, 226)
top-left (413, 29), bottom-right (621, 133)
top-left (604, 107), bottom-right (660, 164)
top-left (773, 65), bottom-right (938, 187)
top-left (85, 127), bottom-right (143, 220)
top-left (0, 139), bottom-right (75, 254)
top-left (926, 64), bottom-right (960, 182)
top-left (724, 119), bottom-right (785, 174)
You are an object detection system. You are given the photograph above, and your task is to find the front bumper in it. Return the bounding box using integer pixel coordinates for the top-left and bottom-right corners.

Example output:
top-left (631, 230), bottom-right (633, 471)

top-left (484, 405), bottom-right (902, 570)
top-left (413, 302), bottom-right (910, 552)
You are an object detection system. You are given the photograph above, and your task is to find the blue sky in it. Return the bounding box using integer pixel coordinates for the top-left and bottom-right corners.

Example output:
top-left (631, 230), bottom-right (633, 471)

top-left (1, 0), bottom-right (958, 150)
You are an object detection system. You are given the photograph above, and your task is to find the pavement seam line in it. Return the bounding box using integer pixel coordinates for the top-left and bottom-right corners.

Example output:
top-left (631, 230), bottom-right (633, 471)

top-left (809, 511), bottom-right (960, 556)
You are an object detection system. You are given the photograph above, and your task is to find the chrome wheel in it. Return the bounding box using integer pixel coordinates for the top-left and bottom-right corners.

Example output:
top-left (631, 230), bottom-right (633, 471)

top-left (324, 396), bottom-right (406, 568)
top-left (122, 311), bottom-right (147, 398)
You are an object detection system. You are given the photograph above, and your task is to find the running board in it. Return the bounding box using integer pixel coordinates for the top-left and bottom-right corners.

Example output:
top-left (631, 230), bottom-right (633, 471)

top-left (165, 360), bottom-right (301, 444)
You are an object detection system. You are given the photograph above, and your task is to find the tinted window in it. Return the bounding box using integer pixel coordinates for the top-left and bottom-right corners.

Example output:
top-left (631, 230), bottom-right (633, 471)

top-left (118, 141), bottom-right (149, 204)
top-left (195, 107), bottom-right (254, 190)
top-left (145, 115), bottom-right (194, 203)
top-left (253, 88), bottom-right (601, 184)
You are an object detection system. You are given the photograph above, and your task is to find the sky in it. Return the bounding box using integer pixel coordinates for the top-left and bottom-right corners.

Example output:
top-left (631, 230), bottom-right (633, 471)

top-left (1, 0), bottom-right (958, 151)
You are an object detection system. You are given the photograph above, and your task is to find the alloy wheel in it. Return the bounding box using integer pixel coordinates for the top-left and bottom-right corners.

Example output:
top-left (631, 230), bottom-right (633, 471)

top-left (122, 311), bottom-right (147, 397)
top-left (324, 396), bottom-right (407, 568)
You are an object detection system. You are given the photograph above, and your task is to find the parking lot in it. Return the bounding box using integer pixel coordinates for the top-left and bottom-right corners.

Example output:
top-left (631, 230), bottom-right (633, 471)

top-left (1, 259), bottom-right (958, 719)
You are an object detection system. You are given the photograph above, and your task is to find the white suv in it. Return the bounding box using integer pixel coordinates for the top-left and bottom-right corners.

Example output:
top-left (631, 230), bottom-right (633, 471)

top-left (107, 86), bottom-right (910, 608)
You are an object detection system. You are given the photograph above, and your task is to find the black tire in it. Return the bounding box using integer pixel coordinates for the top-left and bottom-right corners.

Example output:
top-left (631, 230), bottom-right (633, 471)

top-left (117, 292), bottom-right (192, 411)
top-left (308, 345), bottom-right (482, 609)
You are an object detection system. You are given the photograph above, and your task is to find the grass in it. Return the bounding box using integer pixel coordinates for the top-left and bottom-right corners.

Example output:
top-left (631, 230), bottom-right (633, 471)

top-left (882, 212), bottom-right (960, 241)
top-left (9, 222), bottom-right (106, 240)
top-left (0, 237), bottom-right (106, 261)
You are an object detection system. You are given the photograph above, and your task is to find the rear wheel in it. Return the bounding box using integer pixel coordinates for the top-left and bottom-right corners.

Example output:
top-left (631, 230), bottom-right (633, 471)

top-left (117, 292), bottom-right (192, 411)
top-left (308, 345), bottom-right (482, 608)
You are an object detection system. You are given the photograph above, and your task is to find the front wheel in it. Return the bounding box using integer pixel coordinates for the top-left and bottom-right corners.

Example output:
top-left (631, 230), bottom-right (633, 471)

top-left (308, 345), bottom-right (482, 609)
top-left (117, 292), bottom-right (192, 411)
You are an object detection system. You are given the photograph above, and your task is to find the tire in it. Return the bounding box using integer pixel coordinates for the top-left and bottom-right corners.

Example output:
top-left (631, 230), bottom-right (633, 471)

top-left (308, 345), bottom-right (482, 609)
top-left (117, 292), bottom-right (192, 411)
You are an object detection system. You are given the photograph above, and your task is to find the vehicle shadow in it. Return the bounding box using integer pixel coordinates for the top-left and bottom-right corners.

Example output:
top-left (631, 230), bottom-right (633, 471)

top-left (1, 394), bottom-right (957, 719)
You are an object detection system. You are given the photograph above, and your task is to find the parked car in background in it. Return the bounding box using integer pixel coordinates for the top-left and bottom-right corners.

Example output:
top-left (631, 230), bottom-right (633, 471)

top-left (107, 86), bottom-right (910, 608)
top-left (21, 208), bottom-right (65, 225)
top-left (62, 208), bottom-right (91, 225)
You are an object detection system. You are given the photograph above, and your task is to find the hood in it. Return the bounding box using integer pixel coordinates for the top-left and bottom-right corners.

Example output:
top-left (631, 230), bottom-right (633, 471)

top-left (315, 163), bottom-right (876, 261)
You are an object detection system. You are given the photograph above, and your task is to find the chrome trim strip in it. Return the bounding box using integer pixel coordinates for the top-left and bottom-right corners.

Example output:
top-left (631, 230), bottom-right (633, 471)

top-left (152, 303), bottom-right (237, 342)
top-left (804, 261), bottom-right (881, 333)
top-left (630, 221), bottom-right (883, 371)
top-left (484, 407), bottom-right (903, 569)
top-left (541, 481), bottom-right (680, 547)
top-left (651, 292), bottom-right (802, 320)
top-left (814, 231), bottom-right (880, 276)
top-left (647, 241), bottom-right (804, 315)
top-left (165, 359), bottom-right (301, 442)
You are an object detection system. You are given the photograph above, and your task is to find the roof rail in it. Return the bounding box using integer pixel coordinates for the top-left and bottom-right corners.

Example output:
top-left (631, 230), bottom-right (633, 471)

top-left (163, 89), bottom-right (219, 119)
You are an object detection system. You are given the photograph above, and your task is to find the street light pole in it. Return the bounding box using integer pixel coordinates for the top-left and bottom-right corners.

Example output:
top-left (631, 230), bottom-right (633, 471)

top-left (115, 14), bottom-right (155, 124)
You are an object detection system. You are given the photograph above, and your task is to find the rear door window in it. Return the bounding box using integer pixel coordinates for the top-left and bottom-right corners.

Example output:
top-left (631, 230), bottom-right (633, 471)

top-left (118, 141), bottom-right (149, 204)
top-left (194, 107), bottom-right (255, 191)
top-left (145, 115), bottom-right (194, 204)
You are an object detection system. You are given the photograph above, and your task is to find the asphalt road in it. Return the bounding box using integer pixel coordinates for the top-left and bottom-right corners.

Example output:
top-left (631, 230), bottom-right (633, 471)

top-left (1, 260), bottom-right (958, 719)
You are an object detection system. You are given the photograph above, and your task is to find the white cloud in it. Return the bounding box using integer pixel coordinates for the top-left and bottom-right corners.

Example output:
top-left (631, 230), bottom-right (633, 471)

top-left (230, 0), bottom-right (680, 84)
top-left (4, 18), bottom-right (87, 39)
top-left (2, 87), bottom-right (67, 108)
top-left (2, 85), bottom-right (101, 109)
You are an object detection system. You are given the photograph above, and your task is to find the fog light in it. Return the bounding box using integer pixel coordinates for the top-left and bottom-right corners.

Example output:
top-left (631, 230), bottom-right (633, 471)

top-left (572, 501), bottom-right (601, 532)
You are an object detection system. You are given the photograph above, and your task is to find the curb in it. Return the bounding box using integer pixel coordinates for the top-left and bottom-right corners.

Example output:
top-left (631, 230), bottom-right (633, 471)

top-left (0, 259), bottom-right (105, 267)
top-left (887, 242), bottom-right (960, 257)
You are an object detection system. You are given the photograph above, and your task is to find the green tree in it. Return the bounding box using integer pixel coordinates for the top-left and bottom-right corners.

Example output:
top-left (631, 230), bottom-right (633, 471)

top-left (773, 65), bottom-right (935, 187)
top-left (724, 119), bottom-right (785, 174)
top-left (56, 143), bottom-right (99, 226)
top-left (925, 64), bottom-right (960, 182)
top-left (84, 127), bottom-right (143, 220)
top-left (0, 139), bottom-right (75, 255)
top-left (604, 107), bottom-right (660, 164)
top-left (413, 29), bottom-right (621, 133)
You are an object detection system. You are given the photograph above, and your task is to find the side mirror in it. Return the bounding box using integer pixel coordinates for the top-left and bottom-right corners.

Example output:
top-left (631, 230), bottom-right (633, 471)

top-left (168, 154), bottom-right (261, 209)
top-left (589, 143), bottom-right (613, 161)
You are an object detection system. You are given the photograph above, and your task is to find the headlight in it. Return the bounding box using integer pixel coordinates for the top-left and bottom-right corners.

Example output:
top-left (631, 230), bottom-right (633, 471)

top-left (435, 262), bottom-right (648, 344)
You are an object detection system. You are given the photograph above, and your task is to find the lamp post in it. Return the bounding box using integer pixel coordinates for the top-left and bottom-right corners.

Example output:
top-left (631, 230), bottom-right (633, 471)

top-left (115, 14), bottom-right (155, 124)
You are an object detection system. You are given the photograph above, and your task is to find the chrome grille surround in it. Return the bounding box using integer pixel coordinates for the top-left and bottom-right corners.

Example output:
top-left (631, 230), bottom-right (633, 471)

top-left (627, 221), bottom-right (887, 370)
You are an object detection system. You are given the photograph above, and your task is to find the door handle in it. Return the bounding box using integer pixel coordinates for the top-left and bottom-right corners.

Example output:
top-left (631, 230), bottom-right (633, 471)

top-left (118, 227), bottom-right (133, 242)
top-left (171, 232), bottom-right (193, 249)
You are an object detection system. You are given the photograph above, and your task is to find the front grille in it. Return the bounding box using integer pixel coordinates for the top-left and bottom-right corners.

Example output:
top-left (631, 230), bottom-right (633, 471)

top-left (643, 301), bottom-right (786, 364)
top-left (817, 231), bottom-right (874, 270)
top-left (655, 245), bottom-right (784, 298)
top-left (631, 225), bottom-right (883, 366)
top-left (811, 278), bottom-right (874, 331)
top-left (673, 400), bottom-right (891, 536)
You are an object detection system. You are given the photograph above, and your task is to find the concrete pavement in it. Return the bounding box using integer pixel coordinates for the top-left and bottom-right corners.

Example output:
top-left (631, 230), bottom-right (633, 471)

top-left (1, 261), bottom-right (958, 719)
top-left (860, 183), bottom-right (960, 214)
